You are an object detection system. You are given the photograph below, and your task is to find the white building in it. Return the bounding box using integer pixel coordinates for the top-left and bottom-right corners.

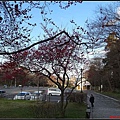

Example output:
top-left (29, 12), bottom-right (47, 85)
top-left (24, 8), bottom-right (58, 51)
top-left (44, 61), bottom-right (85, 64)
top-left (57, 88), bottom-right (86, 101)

top-left (76, 78), bottom-right (91, 91)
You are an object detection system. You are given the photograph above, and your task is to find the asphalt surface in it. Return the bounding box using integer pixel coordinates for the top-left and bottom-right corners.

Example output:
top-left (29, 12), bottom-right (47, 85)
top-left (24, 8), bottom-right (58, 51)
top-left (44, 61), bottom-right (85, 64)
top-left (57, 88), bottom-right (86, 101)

top-left (86, 90), bottom-right (120, 119)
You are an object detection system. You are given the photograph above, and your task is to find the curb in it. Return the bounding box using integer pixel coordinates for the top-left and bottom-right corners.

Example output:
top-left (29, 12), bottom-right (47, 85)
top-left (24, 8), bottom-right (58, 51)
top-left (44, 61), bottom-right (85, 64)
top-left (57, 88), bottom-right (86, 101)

top-left (95, 92), bottom-right (120, 103)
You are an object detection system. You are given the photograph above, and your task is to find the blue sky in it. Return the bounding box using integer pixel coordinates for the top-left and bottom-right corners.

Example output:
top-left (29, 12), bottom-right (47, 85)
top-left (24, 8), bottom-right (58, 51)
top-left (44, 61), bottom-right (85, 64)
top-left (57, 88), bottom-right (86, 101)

top-left (49, 1), bottom-right (113, 27)
top-left (29, 1), bottom-right (116, 40)
top-left (26, 1), bottom-right (116, 60)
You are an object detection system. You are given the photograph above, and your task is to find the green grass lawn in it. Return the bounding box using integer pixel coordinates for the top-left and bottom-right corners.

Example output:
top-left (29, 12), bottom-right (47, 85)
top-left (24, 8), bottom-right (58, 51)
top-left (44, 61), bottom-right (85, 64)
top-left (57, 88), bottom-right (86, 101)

top-left (0, 98), bottom-right (87, 118)
top-left (103, 92), bottom-right (120, 100)
top-left (97, 91), bottom-right (120, 101)
top-left (0, 98), bottom-right (35, 118)
top-left (65, 102), bottom-right (86, 118)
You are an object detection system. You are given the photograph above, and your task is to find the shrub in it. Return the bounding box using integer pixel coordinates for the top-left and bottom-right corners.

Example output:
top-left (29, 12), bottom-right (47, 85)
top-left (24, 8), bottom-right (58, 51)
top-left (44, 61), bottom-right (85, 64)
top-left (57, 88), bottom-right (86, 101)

top-left (69, 92), bottom-right (87, 103)
top-left (32, 102), bottom-right (60, 118)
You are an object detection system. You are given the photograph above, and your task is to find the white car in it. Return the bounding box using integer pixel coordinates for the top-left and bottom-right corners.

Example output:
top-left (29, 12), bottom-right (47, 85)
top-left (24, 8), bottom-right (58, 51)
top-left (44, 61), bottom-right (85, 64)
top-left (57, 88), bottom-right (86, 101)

top-left (13, 91), bottom-right (31, 100)
top-left (30, 91), bottom-right (43, 101)
top-left (46, 88), bottom-right (61, 96)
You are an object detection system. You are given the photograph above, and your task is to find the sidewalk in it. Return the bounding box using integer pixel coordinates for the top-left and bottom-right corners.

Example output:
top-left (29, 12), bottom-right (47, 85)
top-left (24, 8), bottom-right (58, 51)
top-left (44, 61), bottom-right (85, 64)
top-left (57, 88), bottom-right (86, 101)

top-left (86, 90), bottom-right (120, 119)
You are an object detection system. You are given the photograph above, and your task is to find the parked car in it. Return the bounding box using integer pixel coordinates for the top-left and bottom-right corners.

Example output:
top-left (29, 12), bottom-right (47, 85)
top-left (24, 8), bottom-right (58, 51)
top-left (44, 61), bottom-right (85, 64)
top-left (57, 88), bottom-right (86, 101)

top-left (64, 88), bottom-right (71, 96)
top-left (3, 85), bottom-right (7, 88)
top-left (13, 91), bottom-right (31, 100)
top-left (0, 90), bottom-right (6, 98)
top-left (64, 88), bottom-right (77, 96)
top-left (46, 87), bottom-right (61, 96)
top-left (30, 90), bottom-right (43, 101)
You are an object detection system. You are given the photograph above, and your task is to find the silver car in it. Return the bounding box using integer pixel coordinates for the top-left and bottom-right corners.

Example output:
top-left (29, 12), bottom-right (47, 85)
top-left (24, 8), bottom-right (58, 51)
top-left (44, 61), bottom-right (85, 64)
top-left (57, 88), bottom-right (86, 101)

top-left (13, 91), bottom-right (31, 100)
top-left (30, 91), bottom-right (43, 101)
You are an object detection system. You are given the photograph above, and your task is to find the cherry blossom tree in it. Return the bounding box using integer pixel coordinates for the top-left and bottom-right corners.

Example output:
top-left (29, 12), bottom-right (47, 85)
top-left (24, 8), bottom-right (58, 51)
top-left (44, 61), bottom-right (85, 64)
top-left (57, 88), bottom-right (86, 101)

top-left (9, 26), bottom-right (90, 117)
top-left (0, 61), bottom-right (28, 86)
top-left (0, 1), bottom-right (96, 117)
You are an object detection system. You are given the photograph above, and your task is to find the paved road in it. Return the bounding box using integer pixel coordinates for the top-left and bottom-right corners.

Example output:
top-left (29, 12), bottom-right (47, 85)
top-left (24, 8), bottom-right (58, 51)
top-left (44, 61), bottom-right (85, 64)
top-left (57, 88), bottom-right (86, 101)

top-left (86, 90), bottom-right (120, 119)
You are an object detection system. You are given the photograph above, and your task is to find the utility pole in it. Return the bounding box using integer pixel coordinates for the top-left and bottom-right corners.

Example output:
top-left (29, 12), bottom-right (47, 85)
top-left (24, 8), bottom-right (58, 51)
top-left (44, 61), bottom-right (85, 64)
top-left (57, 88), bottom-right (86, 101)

top-left (81, 68), bottom-right (83, 93)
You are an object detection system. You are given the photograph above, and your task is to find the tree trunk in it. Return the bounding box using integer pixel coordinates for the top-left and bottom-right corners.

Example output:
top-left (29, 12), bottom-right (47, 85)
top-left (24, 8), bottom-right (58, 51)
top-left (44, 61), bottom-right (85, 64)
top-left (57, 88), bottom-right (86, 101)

top-left (107, 71), bottom-right (114, 91)
top-left (60, 90), bottom-right (65, 117)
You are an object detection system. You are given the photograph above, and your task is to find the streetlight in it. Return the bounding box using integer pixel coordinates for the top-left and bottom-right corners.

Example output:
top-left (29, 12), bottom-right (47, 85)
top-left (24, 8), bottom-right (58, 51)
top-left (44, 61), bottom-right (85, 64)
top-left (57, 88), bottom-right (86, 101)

top-left (80, 68), bottom-right (83, 93)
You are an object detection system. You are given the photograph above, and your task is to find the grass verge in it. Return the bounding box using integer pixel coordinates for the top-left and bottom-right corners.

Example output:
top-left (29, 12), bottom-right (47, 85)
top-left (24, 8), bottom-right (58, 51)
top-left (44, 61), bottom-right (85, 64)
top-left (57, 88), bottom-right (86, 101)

top-left (97, 91), bottom-right (120, 101)
top-left (0, 98), bottom-right (86, 118)
top-left (65, 102), bottom-right (86, 118)
top-left (0, 98), bottom-right (35, 118)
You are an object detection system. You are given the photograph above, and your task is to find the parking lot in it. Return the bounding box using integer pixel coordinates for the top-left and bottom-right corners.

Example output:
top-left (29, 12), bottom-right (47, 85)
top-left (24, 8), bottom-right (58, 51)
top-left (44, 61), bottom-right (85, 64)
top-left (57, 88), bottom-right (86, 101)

top-left (0, 86), bottom-right (66, 102)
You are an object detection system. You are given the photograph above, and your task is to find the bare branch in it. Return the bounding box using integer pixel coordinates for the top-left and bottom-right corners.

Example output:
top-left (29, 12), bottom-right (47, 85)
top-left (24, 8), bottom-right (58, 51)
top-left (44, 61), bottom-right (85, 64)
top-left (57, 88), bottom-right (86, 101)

top-left (0, 30), bottom-right (70, 55)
